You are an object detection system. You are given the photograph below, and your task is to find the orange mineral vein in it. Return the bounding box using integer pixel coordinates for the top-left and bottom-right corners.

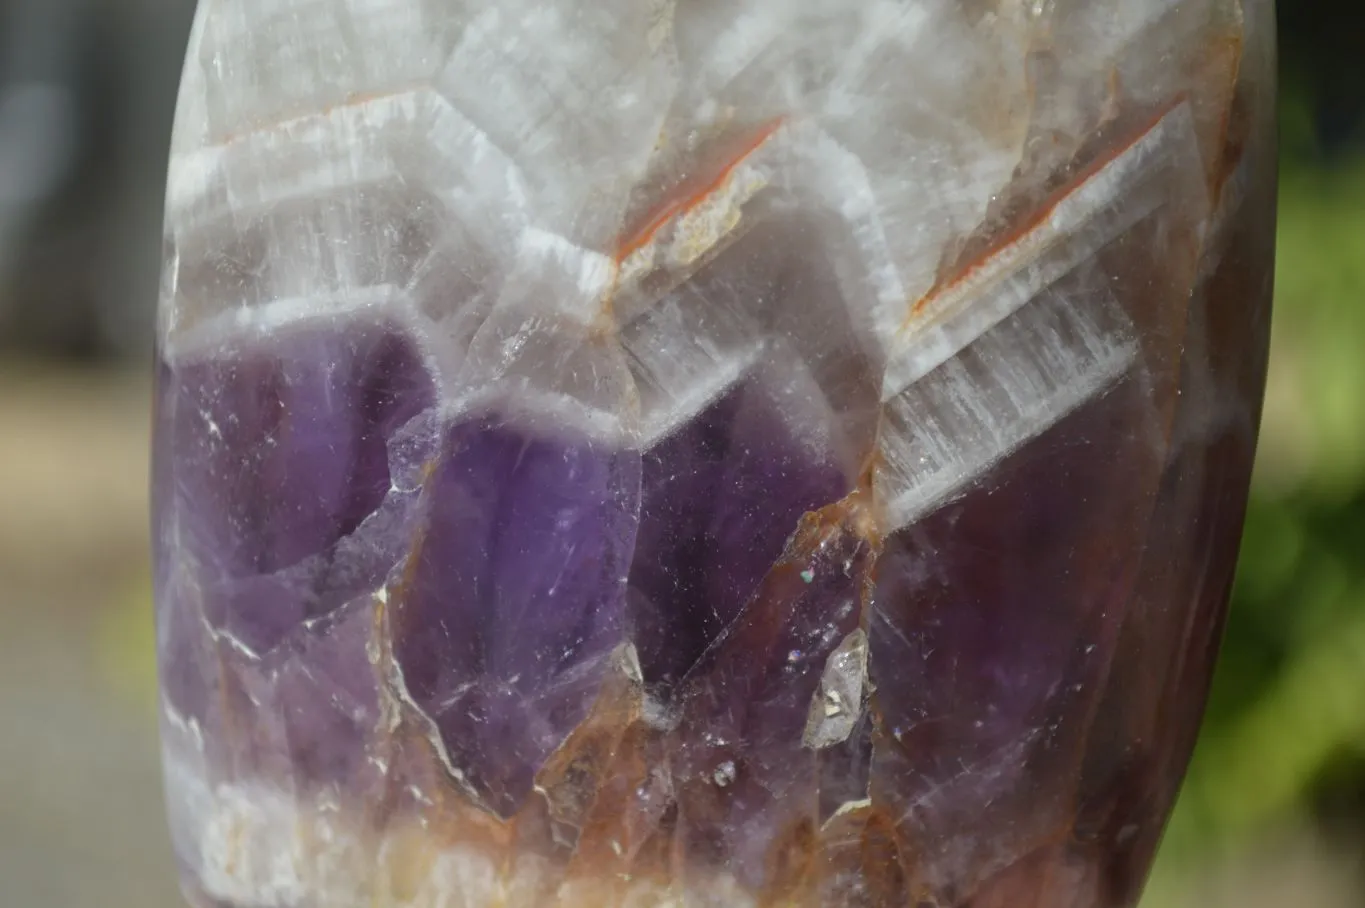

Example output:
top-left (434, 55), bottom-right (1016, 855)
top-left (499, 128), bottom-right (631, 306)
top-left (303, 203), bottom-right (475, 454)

top-left (612, 117), bottom-right (787, 266)
top-left (904, 97), bottom-right (1187, 330)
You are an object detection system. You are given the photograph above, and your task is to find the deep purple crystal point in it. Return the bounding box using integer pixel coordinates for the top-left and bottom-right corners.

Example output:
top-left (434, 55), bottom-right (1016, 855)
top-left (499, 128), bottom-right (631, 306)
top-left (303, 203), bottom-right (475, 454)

top-left (391, 415), bottom-right (642, 816)
top-left (154, 1), bottom-right (1277, 905)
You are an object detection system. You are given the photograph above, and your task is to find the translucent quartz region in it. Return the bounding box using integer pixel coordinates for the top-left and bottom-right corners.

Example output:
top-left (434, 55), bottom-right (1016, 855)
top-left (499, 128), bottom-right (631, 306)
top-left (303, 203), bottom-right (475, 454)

top-left (153, 1), bottom-right (1277, 906)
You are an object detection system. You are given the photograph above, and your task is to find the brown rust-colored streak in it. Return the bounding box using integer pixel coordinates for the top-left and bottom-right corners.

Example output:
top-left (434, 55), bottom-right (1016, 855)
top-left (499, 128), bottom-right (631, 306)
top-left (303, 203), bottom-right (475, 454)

top-left (902, 96), bottom-right (1186, 332)
top-left (1201, 34), bottom-right (1249, 206)
top-left (386, 456), bottom-right (440, 618)
top-left (366, 455), bottom-right (452, 823)
top-left (735, 491), bottom-right (883, 642)
top-left (611, 116), bottom-right (787, 266)
top-left (561, 721), bottom-right (663, 878)
top-left (817, 805), bottom-right (916, 907)
top-left (858, 809), bottom-right (915, 908)
top-left (529, 667), bottom-right (641, 849)
top-left (810, 486), bottom-right (883, 552)
top-left (759, 817), bottom-right (819, 906)
top-left (594, 115), bottom-right (784, 326)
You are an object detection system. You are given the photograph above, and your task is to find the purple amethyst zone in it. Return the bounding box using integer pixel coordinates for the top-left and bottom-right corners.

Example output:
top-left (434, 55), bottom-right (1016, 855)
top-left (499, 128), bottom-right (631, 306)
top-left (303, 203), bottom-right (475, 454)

top-left (390, 414), bottom-right (642, 817)
top-left (155, 317), bottom-right (434, 781)
top-left (156, 318), bottom-right (435, 658)
top-left (628, 373), bottom-right (851, 686)
top-left (867, 377), bottom-right (1166, 897)
top-left (154, 312), bottom-right (859, 812)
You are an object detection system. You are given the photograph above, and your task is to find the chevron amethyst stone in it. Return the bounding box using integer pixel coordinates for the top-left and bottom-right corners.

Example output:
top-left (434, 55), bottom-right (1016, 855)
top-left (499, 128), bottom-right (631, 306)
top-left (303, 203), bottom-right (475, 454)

top-left (153, 1), bottom-right (1277, 906)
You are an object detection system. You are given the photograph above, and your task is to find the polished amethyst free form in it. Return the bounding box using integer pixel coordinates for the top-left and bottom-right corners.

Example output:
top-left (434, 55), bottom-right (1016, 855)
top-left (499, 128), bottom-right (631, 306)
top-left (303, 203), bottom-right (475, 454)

top-left (153, 1), bottom-right (1277, 906)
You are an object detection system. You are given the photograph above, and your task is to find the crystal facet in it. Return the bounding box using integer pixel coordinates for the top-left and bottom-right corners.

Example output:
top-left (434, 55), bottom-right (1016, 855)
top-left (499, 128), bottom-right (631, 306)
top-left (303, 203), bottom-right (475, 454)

top-left (154, 1), bottom-right (1277, 905)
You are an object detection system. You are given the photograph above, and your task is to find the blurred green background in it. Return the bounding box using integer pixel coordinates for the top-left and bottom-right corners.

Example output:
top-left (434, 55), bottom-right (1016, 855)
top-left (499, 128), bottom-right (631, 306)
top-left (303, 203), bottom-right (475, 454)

top-left (0, 2), bottom-right (1361, 906)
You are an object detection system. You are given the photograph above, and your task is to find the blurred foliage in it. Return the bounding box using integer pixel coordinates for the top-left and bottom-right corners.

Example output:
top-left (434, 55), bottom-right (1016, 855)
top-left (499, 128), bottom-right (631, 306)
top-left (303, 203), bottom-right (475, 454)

top-left (1152, 83), bottom-right (1365, 882)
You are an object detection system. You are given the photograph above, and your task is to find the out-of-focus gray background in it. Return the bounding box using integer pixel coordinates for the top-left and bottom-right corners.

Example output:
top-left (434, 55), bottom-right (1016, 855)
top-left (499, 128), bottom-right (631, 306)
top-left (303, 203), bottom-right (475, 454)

top-left (0, 1), bottom-right (1361, 906)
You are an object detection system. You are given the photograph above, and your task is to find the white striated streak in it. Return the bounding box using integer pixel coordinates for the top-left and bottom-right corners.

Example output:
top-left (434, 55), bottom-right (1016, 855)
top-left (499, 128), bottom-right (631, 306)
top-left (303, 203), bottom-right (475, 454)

top-left (436, 0), bottom-right (679, 248)
top-left (623, 274), bottom-right (768, 447)
top-left (634, 342), bottom-right (761, 448)
top-left (161, 286), bottom-right (416, 363)
top-left (512, 227), bottom-right (616, 312)
top-left (787, 123), bottom-right (911, 355)
top-left (162, 743), bottom-right (760, 908)
top-left (882, 102), bottom-right (1201, 402)
top-left (197, 786), bottom-right (313, 907)
top-left (877, 289), bottom-right (1136, 533)
top-left (169, 89), bottom-right (529, 237)
top-left (186, 0), bottom-right (462, 145)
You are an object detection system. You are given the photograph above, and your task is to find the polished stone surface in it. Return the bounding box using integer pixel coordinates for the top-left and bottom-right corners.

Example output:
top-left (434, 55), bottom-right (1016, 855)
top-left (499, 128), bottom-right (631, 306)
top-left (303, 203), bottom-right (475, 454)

top-left (154, 1), bottom-right (1278, 905)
